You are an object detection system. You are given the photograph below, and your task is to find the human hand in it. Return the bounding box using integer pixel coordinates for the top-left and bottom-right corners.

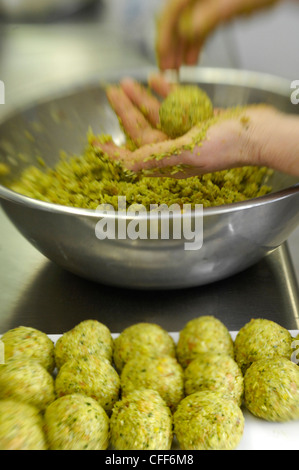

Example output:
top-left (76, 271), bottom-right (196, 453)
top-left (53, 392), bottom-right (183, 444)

top-left (156, 0), bottom-right (281, 71)
top-left (92, 74), bottom-right (279, 179)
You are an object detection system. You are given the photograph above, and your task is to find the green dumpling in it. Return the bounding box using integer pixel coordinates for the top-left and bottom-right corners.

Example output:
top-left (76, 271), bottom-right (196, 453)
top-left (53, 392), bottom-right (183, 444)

top-left (159, 85), bottom-right (213, 138)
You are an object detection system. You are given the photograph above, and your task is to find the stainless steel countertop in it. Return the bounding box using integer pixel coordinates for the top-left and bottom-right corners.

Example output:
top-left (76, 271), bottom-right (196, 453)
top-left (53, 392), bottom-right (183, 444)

top-left (0, 3), bottom-right (299, 334)
top-left (1, 200), bottom-right (299, 333)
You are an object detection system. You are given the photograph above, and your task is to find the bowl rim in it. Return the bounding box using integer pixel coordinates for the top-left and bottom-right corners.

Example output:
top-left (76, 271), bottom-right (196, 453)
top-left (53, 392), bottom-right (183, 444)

top-left (0, 66), bottom-right (298, 220)
top-left (1, 181), bottom-right (298, 220)
top-left (0, 65), bottom-right (294, 125)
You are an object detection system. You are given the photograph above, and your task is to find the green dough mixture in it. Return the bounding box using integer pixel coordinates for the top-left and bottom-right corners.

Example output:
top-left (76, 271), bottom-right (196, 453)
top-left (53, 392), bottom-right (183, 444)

top-left (9, 144), bottom-right (271, 211)
top-left (4, 84), bottom-right (273, 210)
top-left (159, 85), bottom-right (214, 138)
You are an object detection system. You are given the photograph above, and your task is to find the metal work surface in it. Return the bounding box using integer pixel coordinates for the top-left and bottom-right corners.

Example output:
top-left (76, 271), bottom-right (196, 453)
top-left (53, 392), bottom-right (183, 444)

top-left (1, 200), bottom-right (298, 334)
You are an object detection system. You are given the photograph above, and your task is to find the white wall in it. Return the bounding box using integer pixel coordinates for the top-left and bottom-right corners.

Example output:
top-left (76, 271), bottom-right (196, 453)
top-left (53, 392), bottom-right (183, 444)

top-left (231, 0), bottom-right (299, 79)
top-left (104, 0), bottom-right (299, 80)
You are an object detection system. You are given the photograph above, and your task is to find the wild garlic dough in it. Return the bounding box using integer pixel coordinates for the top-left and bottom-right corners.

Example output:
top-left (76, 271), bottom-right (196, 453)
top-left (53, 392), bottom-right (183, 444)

top-left (120, 354), bottom-right (184, 411)
top-left (44, 394), bottom-right (109, 450)
top-left (55, 355), bottom-right (120, 414)
top-left (10, 137), bottom-right (272, 210)
top-left (159, 85), bottom-right (213, 138)
top-left (1, 326), bottom-right (55, 373)
top-left (113, 322), bottom-right (176, 372)
top-left (54, 319), bottom-right (113, 369)
top-left (234, 318), bottom-right (293, 374)
top-left (176, 316), bottom-right (234, 368)
top-left (173, 391), bottom-right (245, 450)
top-left (0, 400), bottom-right (47, 450)
top-left (244, 357), bottom-right (299, 422)
top-left (0, 358), bottom-right (55, 411)
top-left (110, 389), bottom-right (173, 450)
top-left (184, 353), bottom-right (244, 406)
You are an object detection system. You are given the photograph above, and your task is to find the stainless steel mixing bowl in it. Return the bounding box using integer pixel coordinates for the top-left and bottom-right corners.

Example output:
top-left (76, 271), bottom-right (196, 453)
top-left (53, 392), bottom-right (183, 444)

top-left (0, 67), bottom-right (298, 289)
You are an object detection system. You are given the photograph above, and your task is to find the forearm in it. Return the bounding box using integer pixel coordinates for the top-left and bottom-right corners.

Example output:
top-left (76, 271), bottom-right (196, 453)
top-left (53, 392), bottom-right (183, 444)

top-left (181, 106), bottom-right (299, 177)
top-left (247, 109), bottom-right (299, 177)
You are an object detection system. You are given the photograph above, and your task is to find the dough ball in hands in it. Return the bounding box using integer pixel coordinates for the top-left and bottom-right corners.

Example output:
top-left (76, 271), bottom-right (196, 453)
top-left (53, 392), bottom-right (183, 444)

top-left (159, 85), bottom-right (213, 138)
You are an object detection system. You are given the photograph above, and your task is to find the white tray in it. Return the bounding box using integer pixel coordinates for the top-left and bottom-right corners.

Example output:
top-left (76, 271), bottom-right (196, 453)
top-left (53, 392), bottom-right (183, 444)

top-left (48, 330), bottom-right (299, 451)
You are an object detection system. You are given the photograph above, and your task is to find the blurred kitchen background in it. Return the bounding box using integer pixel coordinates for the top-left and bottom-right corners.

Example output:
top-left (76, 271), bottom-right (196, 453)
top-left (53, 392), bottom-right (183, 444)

top-left (0, 0), bottom-right (298, 281)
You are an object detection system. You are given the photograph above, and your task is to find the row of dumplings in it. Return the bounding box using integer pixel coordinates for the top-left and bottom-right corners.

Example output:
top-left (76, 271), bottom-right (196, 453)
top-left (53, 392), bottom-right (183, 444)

top-left (0, 316), bottom-right (298, 450)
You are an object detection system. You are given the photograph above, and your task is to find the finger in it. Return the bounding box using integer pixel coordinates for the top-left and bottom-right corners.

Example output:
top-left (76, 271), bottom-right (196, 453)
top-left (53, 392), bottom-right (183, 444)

top-left (92, 120), bottom-right (240, 179)
top-left (184, 41), bottom-right (202, 66)
top-left (128, 125), bottom-right (205, 173)
top-left (120, 78), bottom-right (161, 128)
top-left (92, 124), bottom-right (213, 178)
top-left (92, 139), bottom-right (141, 172)
top-left (178, 0), bottom-right (220, 42)
top-left (178, 0), bottom-right (279, 43)
top-left (157, 39), bottom-right (180, 71)
top-left (174, 37), bottom-right (189, 70)
top-left (106, 85), bottom-right (167, 147)
top-left (156, 0), bottom-right (193, 70)
top-left (92, 139), bottom-right (131, 162)
top-left (147, 73), bottom-right (177, 99)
